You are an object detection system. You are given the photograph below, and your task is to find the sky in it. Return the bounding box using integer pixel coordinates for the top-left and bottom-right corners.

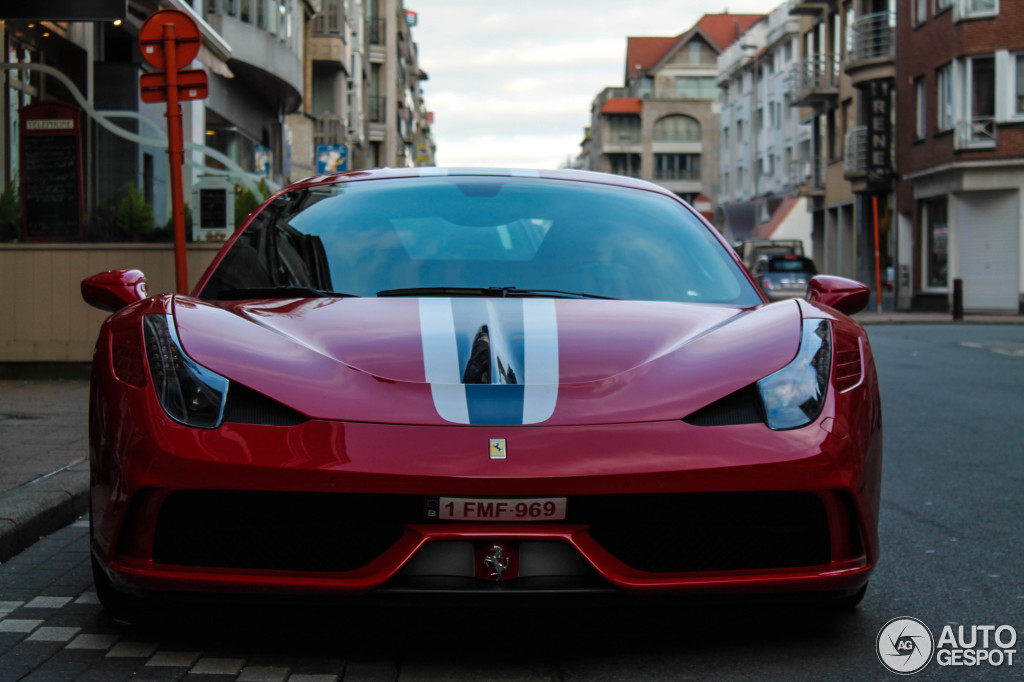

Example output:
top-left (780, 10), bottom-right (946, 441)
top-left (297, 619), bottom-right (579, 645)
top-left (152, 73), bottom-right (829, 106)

top-left (411, 1), bottom-right (775, 170)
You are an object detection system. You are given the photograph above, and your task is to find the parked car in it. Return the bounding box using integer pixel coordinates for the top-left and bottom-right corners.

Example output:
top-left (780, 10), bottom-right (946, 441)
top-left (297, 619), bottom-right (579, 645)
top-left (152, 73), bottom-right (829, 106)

top-left (752, 254), bottom-right (819, 301)
top-left (81, 168), bottom-right (880, 617)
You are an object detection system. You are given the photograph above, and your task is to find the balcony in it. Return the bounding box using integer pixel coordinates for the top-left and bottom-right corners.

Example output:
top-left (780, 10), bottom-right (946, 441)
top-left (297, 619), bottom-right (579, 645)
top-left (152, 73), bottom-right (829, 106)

top-left (368, 95), bottom-right (386, 124)
top-left (845, 12), bottom-right (895, 84)
top-left (789, 157), bottom-right (825, 194)
top-left (314, 114), bottom-right (345, 148)
top-left (790, 0), bottom-right (833, 16)
top-left (955, 117), bottom-right (997, 150)
top-left (843, 126), bottom-right (868, 178)
top-left (790, 57), bottom-right (839, 108)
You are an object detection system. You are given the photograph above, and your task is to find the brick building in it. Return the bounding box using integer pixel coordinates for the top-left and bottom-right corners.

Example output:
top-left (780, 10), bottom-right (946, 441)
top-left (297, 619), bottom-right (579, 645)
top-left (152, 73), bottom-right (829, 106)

top-left (895, 0), bottom-right (1024, 312)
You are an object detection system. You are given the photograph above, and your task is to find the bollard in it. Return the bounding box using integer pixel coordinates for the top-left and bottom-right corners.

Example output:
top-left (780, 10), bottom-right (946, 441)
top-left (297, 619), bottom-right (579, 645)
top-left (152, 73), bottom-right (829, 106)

top-left (952, 278), bottom-right (964, 321)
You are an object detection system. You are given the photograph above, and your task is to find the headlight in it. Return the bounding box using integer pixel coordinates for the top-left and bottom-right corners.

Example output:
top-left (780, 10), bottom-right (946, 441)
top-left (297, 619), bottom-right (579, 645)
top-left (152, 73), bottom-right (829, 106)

top-left (757, 319), bottom-right (831, 430)
top-left (143, 314), bottom-right (228, 428)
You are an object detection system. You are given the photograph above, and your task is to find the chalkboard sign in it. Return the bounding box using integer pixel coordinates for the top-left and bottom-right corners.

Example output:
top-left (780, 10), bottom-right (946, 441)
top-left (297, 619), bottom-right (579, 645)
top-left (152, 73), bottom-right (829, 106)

top-left (20, 101), bottom-right (84, 241)
top-left (199, 188), bottom-right (227, 228)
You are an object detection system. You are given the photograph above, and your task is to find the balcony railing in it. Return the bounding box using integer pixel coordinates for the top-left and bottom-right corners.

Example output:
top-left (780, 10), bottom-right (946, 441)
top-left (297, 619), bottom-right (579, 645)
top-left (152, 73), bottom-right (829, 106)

top-left (368, 95), bottom-right (386, 124)
top-left (368, 17), bottom-right (385, 45)
top-left (789, 157), bottom-right (825, 191)
top-left (312, 0), bottom-right (344, 36)
top-left (789, 56), bottom-right (839, 105)
top-left (848, 12), bottom-right (894, 64)
top-left (955, 117), bottom-right (996, 149)
top-left (654, 168), bottom-right (701, 182)
top-left (844, 126), bottom-right (869, 174)
top-left (313, 114), bottom-right (344, 148)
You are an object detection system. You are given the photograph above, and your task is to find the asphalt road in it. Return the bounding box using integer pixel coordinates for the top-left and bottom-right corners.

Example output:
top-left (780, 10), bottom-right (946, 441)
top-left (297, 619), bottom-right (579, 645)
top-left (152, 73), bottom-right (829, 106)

top-left (1, 323), bottom-right (1022, 681)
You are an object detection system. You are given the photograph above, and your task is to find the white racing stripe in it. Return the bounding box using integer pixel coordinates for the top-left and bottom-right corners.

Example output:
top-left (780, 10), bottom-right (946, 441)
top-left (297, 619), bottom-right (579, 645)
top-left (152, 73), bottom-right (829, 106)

top-left (419, 297), bottom-right (560, 425)
top-left (419, 297), bottom-right (469, 424)
top-left (522, 298), bottom-right (559, 424)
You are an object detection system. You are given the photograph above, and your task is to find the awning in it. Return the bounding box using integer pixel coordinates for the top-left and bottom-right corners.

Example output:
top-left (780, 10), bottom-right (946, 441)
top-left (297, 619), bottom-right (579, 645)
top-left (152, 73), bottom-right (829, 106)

top-left (601, 98), bottom-right (643, 114)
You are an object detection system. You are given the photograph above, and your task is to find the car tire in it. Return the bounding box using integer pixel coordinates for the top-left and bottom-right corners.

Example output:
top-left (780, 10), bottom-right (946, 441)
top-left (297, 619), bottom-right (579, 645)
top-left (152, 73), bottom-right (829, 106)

top-left (832, 582), bottom-right (868, 609)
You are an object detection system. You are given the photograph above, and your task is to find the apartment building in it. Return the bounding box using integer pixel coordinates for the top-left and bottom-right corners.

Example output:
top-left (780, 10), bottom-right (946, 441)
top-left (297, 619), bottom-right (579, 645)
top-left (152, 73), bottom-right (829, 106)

top-left (717, 2), bottom-right (814, 248)
top-left (582, 14), bottom-right (762, 214)
top-left (895, 0), bottom-right (1024, 313)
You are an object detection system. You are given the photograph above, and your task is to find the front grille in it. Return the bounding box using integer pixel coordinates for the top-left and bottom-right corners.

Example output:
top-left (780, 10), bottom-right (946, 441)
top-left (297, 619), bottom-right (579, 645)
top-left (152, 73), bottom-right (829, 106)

top-left (574, 492), bottom-right (830, 573)
top-left (151, 491), bottom-right (831, 576)
top-left (153, 492), bottom-right (420, 572)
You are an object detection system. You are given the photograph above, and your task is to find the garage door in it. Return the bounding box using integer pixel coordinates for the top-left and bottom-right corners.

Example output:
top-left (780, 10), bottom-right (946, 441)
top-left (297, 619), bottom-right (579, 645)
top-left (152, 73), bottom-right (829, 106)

top-left (957, 190), bottom-right (1020, 312)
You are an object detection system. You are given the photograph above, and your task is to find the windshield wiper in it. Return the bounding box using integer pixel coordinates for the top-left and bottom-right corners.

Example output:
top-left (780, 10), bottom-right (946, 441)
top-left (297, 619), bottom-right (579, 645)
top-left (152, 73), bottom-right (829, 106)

top-left (376, 286), bottom-right (617, 300)
top-left (214, 286), bottom-right (358, 300)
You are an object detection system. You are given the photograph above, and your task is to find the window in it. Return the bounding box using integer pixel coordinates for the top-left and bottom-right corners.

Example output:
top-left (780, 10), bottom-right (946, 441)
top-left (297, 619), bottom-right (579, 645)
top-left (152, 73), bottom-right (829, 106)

top-left (924, 198), bottom-right (948, 288)
top-left (935, 0), bottom-right (953, 11)
top-left (653, 115), bottom-right (701, 142)
top-left (688, 41), bottom-right (703, 65)
top-left (608, 153), bottom-right (641, 178)
top-left (915, 0), bottom-right (928, 23)
top-left (937, 64), bottom-right (953, 130)
top-left (639, 76), bottom-right (653, 98)
top-left (915, 77), bottom-right (926, 139)
top-left (963, 54), bottom-right (995, 146)
top-left (608, 115), bottom-right (641, 144)
top-left (654, 154), bottom-right (701, 181)
top-left (955, 0), bottom-right (997, 20)
top-left (1017, 54), bottom-right (1024, 115)
top-left (674, 76), bottom-right (718, 100)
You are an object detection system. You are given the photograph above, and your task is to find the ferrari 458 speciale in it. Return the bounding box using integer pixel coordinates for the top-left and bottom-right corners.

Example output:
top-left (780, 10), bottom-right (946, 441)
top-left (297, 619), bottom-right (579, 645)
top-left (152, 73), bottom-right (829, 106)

top-left (82, 168), bottom-right (882, 615)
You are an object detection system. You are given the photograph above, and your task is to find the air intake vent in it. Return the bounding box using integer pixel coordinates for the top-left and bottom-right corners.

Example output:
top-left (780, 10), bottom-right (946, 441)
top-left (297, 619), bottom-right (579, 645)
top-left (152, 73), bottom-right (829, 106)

top-left (683, 385), bottom-right (763, 427)
top-left (833, 331), bottom-right (863, 392)
top-left (223, 383), bottom-right (308, 426)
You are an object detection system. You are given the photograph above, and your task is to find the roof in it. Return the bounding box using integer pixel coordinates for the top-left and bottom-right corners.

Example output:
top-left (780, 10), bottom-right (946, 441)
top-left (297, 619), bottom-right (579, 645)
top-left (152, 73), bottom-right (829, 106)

top-left (625, 14), bottom-right (764, 81)
top-left (625, 36), bottom-right (678, 75)
top-left (696, 13), bottom-right (763, 51)
top-left (601, 98), bottom-right (643, 114)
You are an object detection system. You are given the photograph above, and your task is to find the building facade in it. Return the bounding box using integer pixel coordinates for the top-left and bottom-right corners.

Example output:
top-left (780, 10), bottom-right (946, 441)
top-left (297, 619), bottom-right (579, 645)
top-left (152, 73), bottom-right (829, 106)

top-left (716, 2), bottom-right (814, 248)
top-left (895, 0), bottom-right (1024, 313)
top-left (582, 14), bottom-right (763, 216)
top-left (0, 0), bottom-right (434, 363)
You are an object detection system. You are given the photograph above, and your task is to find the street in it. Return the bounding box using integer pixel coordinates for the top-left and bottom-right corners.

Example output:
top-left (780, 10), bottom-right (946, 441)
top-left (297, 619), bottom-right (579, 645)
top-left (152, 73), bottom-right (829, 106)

top-left (1, 323), bottom-right (1022, 681)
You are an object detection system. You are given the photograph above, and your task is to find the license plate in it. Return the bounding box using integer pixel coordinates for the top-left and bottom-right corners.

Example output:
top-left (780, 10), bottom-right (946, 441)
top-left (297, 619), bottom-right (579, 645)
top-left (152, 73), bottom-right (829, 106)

top-left (427, 496), bottom-right (567, 521)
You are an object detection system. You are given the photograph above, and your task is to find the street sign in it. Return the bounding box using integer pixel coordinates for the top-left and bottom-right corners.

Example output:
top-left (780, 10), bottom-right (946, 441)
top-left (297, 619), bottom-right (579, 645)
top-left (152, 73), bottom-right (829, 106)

top-left (138, 7), bottom-right (208, 295)
top-left (139, 69), bottom-right (208, 103)
top-left (138, 8), bottom-right (201, 70)
top-left (316, 144), bottom-right (349, 173)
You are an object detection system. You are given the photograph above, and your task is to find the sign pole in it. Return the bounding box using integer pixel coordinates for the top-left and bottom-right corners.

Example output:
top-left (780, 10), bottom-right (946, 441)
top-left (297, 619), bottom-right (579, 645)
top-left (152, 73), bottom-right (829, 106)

top-left (162, 22), bottom-right (189, 295)
top-left (872, 194), bottom-right (882, 314)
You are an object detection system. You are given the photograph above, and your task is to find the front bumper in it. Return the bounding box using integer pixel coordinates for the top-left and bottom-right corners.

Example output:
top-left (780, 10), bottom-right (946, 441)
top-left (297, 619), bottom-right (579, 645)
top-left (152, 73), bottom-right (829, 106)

top-left (91, 397), bottom-right (881, 599)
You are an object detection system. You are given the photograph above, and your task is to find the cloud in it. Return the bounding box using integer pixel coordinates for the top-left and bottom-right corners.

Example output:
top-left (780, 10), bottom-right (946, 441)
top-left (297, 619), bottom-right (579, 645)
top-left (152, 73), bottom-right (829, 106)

top-left (413, 1), bottom-right (776, 168)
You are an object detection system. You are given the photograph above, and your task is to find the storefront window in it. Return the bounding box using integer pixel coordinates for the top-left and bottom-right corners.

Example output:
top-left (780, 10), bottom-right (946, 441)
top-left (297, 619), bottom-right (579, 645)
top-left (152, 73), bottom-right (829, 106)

top-left (925, 198), bottom-right (948, 288)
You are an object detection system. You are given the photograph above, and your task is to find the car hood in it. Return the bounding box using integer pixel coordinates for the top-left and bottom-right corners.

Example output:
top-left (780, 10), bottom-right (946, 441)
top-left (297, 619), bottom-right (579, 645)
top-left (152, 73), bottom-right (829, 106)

top-left (173, 296), bottom-right (801, 426)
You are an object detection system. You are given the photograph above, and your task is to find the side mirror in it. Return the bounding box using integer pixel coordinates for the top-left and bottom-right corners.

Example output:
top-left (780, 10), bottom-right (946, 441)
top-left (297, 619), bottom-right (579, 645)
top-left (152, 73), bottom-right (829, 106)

top-left (81, 269), bottom-right (149, 312)
top-left (806, 275), bottom-right (870, 315)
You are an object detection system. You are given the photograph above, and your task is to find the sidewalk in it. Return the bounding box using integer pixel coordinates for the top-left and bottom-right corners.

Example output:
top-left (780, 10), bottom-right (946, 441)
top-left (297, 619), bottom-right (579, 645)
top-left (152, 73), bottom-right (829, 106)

top-left (0, 307), bottom-right (1021, 564)
top-left (0, 377), bottom-right (90, 563)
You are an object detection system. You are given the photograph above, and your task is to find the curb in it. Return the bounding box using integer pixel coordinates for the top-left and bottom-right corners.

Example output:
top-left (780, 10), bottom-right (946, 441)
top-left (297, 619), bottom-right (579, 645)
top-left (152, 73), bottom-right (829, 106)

top-left (0, 463), bottom-right (89, 563)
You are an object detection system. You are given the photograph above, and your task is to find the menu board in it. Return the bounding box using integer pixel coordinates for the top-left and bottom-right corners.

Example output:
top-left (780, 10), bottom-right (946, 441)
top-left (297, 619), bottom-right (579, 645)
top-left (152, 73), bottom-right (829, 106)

top-left (20, 101), bottom-right (83, 241)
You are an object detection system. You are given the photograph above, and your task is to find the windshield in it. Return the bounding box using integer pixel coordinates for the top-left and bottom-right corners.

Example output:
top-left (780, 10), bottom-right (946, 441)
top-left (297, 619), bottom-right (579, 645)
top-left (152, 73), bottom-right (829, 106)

top-left (200, 176), bottom-right (761, 305)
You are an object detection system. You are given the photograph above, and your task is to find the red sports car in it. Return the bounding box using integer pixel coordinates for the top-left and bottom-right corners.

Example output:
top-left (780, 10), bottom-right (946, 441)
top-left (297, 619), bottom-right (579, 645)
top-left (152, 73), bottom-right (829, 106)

top-left (82, 168), bottom-right (881, 615)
